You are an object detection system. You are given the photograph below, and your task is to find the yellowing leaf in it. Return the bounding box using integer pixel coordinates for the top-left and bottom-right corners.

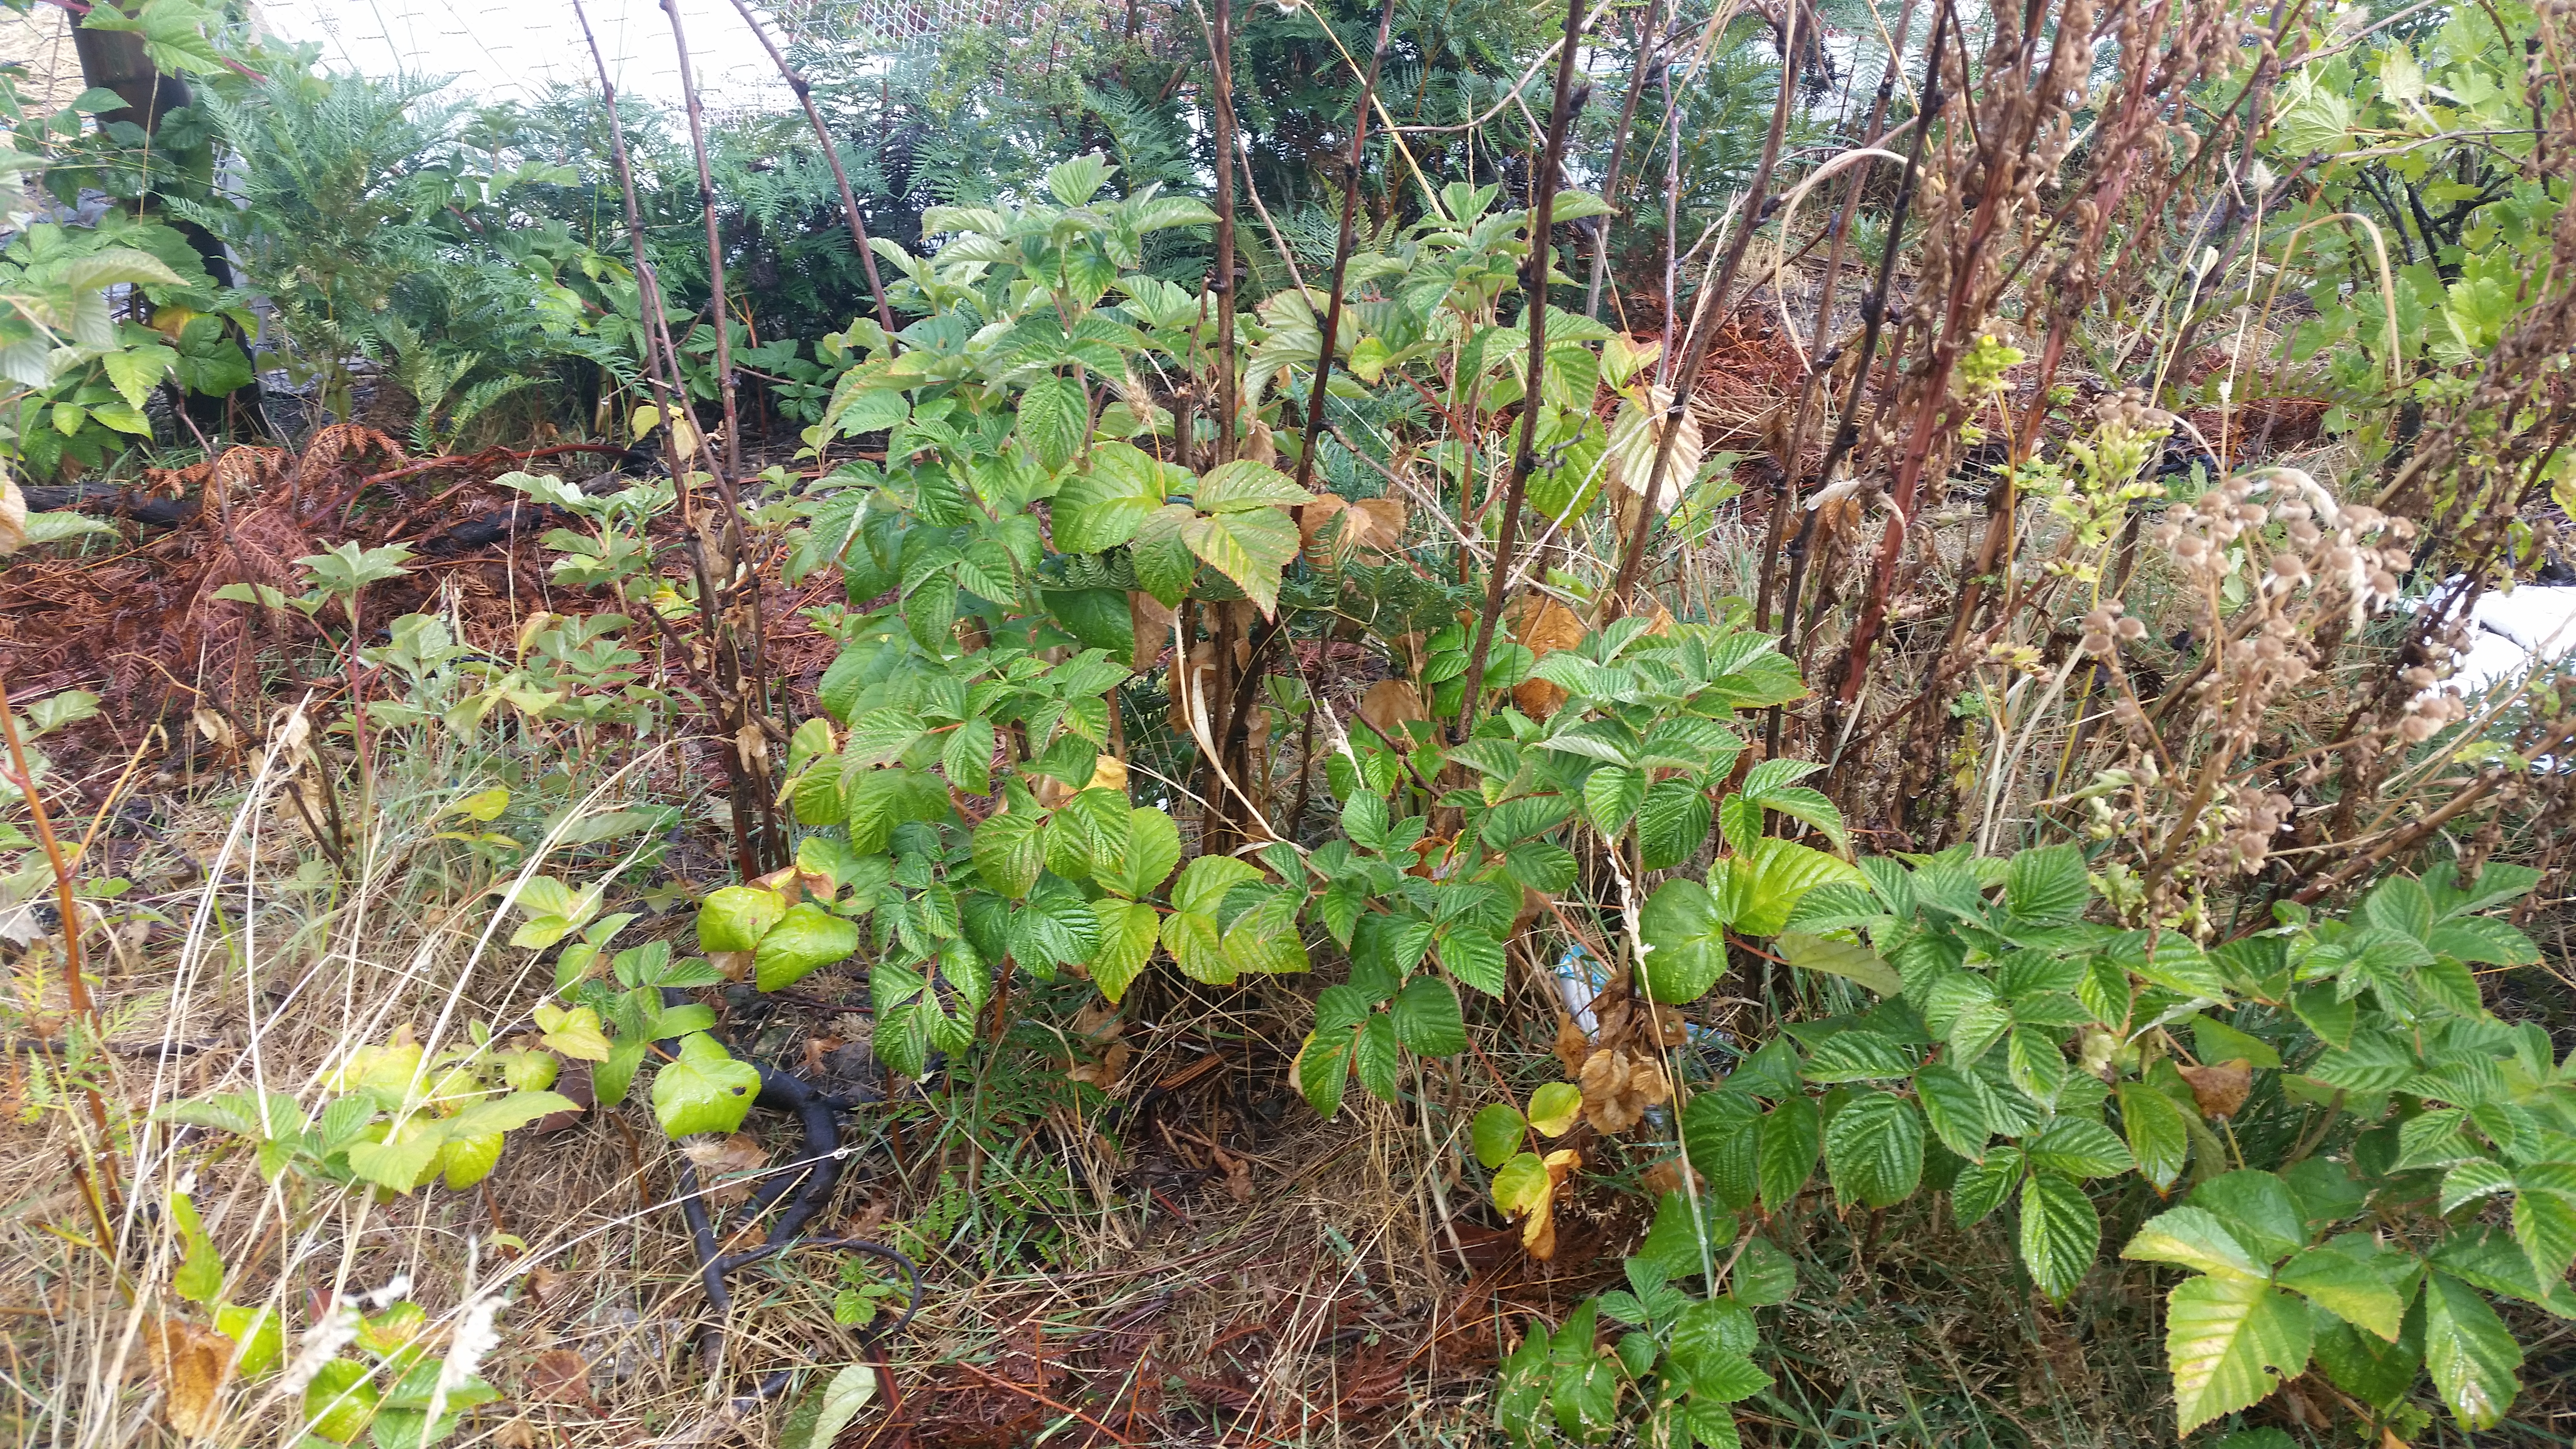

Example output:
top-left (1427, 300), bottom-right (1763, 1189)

top-left (651, 1032), bottom-right (760, 1137)
top-left (1180, 507), bottom-right (1299, 616)
top-left (532, 1003), bottom-right (612, 1062)
top-left (1527, 1081), bottom-right (1583, 1137)
top-left (2164, 1273), bottom-right (2314, 1435)
top-left (438, 1131), bottom-right (506, 1189)
top-left (784, 1363), bottom-right (880, 1449)
top-left (1492, 1151), bottom-right (1553, 1216)
top-left (440, 787), bottom-right (510, 823)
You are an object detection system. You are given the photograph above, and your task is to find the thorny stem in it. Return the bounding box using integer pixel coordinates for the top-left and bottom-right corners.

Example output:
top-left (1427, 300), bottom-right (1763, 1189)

top-left (1604, 0), bottom-right (1812, 621)
top-left (1824, 0), bottom-right (1965, 719)
top-left (571, 0), bottom-right (723, 508)
top-left (1757, 5), bottom-right (1915, 637)
top-left (661, 0), bottom-right (746, 482)
top-left (1209, 0), bottom-right (1240, 467)
top-left (1760, 10), bottom-right (1916, 758)
top-left (722, 0), bottom-right (896, 337)
top-left (1585, 0), bottom-right (1666, 321)
top-left (1456, 0), bottom-right (1590, 739)
top-left (578, 0), bottom-right (781, 878)
top-left (1216, 612), bottom-right (1291, 845)
top-left (1291, 0), bottom-right (1401, 498)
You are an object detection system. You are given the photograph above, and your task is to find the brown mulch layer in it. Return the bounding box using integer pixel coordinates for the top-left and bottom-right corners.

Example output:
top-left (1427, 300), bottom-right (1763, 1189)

top-left (3, 431), bottom-right (840, 780)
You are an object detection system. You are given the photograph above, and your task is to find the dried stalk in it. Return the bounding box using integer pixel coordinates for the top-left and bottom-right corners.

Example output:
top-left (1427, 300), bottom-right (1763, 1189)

top-left (1585, 0), bottom-right (1665, 321)
top-left (1604, 0), bottom-right (1812, 620)
top-left (0, 675), bottom-right (94, 1022)
top-left (722, 0), bottom-right (896, 335)
top-left (570, 0), bottom-right (722, 500)
top-left (1290, 0), bottom-right (1401, 495)
top-left (661, 0), bottom-right (746, 482)
top-left (1209, 0), bottom-right (1240, 467)
top-left (584, 0), bottom-right (784, 876)
top-left (1831, 0), bottom-right (2108, 721)
top-left (1777, 0), bottom-right (1948, 675)
top-left (1455, 0), bottom-right (1592, 736)
top-left (1755, 4), bottom-right (1914, 636)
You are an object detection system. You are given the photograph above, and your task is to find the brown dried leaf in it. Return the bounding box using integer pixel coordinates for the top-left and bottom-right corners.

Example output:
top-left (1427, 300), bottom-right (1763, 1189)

top-left (527, 1348), bottom-right (595, 1407)
top-left (1520, 1147), bottom-right (1584, 1261)
top-left (1515, 676), bottom-right (1570, 720)
top-left (147, 1317), bottom-right (232, 1438)
top-left (1525, 1208), bottom-right (1558, 1262)
top-left (2178, 1060), bottom-right (2253, 1119)
top-left (1210, 1144), bottom-right (1254, 1204)
top-left (708, 950), bottom-right (754, 983)
top-left (1129, 591), bottom-right (1178, 671)
top-left (1357, 679), bottom-right (1426, 744)
top-left (1216, 599), bottom-right (1261, 668)
top-left (0, 466), bottom-right (24, 555)
top-left (1578, 1047), bottom-right (1637, 1132)
top-left (1349, 498), bottom-right (1405, 553)
top-left (1513, 887), bottom-right (1547, 938)
top-left (1243, 701), bottom-right (1272, 762)
top-left (1298, 492), bottom-right (1349, 556)
top-left (524, 1267), bottom-right (570, 1306)
top-left (681, 1133), bottom-right (769, 1207)
top-left (1069, 999), bottom-right (1124, 1044)
top-left (1167, 640), bottom-right (1216, 735)
top-left (1513, 597), bottom-right (1586, 655)
top-left (1066, 1039), bottom-right (1132, 1090)
top-left (192, 707), bottom-right (239, 754)
top-left (536, 1063), bottom-right (591, 1134)
top-left (1552, 1014), bottom-right (1591, 1078)
top-left (493, 1419), bottom-right (541, 1449)
top-left (1579, 1044), bottom-right (1671, 1135)
top-left (1511, 598), bottom-right (1585, 719)
top-left (1640, 1157), bottom-right (1706, 1201)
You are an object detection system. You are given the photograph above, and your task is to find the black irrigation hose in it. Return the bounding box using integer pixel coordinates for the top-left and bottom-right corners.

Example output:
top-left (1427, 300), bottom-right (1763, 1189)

top-left (657, 992), bottom-right (923, 1408)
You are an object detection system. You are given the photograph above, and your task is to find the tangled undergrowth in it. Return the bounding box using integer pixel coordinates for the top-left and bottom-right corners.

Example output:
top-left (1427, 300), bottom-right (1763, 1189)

top-left (5, 0), bottom-right (2576, 1445)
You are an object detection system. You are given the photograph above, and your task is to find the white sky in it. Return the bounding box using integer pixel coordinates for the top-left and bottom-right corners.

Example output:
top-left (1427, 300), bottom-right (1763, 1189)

top-left (258, 0), bottom-right (798, 109)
